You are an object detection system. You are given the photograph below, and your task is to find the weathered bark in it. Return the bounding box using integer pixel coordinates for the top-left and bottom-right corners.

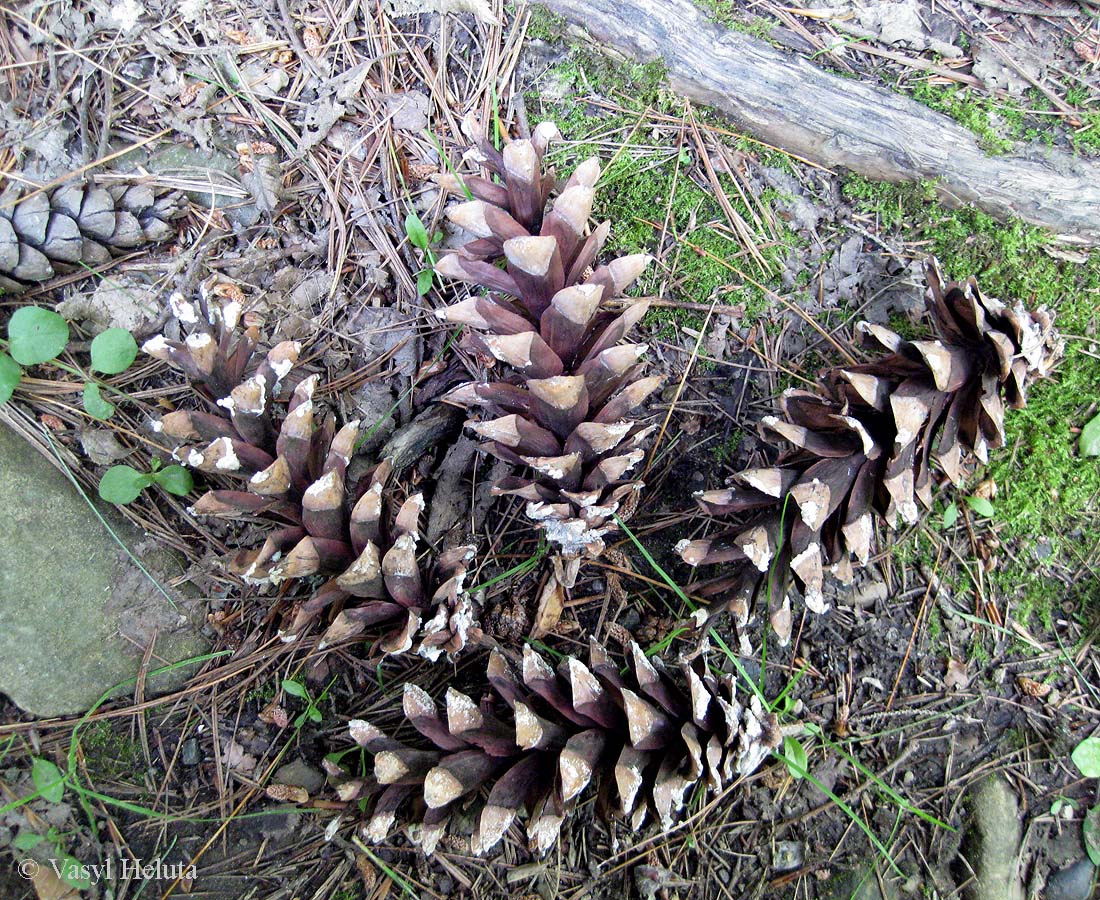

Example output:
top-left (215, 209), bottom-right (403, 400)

top-left (538, 0), bottom-right (1100, 245)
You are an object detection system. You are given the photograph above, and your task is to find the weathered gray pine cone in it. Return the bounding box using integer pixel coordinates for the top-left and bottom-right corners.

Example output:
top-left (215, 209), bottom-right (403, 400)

top-left (678, 259), bottom-right (1062, 644)
top-left (343, 640), bottom-right (781, 856)
top-left (0, 180), bottom-right (182, 293)
top-left (144, 287), bottom-right (479, 659)
top-left (435, 119), bottom-right (662, 587)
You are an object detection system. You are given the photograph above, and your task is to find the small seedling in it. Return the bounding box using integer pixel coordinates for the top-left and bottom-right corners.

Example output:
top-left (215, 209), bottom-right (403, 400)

top-left (942, 494), bottom-right (996, 527)
top-left (282, 678), bottom-right (324, 727)
top-left (99, 458), bottom-right (193, 504)
top-left (0, 306), bottom-right (139, 419)
top-left (404, 212), bottom-right (441, 296)
top-left (782, 735), bottom-right (808, 780)
top-left (12, 828), bottom-right (91, 890)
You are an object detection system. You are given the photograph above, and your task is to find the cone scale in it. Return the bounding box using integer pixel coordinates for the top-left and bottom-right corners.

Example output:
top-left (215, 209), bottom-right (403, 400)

top-left (345, 640), bottom-right (781, 856)
top-left (144, 282), bottom-right (480, 658)
top-left (0, 180), bottom-right (183, 293)
top-left (434, 119), bottom-right (663, 588)
top-left (679, 259), bottom-right (1061, 644)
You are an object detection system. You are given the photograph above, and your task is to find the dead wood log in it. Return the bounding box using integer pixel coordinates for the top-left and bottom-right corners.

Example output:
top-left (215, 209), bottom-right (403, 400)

top-left (538, 0), bottom-right (1100, 245)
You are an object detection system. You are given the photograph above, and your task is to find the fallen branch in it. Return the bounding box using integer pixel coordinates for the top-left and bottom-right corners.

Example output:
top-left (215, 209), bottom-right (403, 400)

top-left (538, 0), bottom-right (1100, 244)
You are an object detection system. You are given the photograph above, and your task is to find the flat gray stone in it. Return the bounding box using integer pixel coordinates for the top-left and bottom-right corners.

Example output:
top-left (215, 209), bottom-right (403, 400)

top-left (273, 759), bottom-right (325, 796)
top-left (963, 775), bottom-right (1025, 900)
top-left (0, 422), bottom-right (207, 717)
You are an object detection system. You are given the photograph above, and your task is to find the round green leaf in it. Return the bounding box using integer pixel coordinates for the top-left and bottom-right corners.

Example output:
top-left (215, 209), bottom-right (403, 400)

top-left (282, 678), bottom-right (309, 699)
top-left (942, 501), bottom-right (959, 529)
top-left (1072, 736), bottom-right (1100, 778)
top-left (90, 327), bottom-right (138, 374)
top-left (11, 832), bottom-right (45, 851)
top-left (1085, 805), bottom-right (1100, 867)
top-left (416, 268), bottom-right (434, 296)
top-left (1081, 411), bottom-right (1100, 457)
top-left (0, 352), bottom-right (20, 405)
top-left (7, 306), bottom-right (69, 365)
top-left (31, 757), bottom-right (65, 804)
top-left (98, 465), bottom-right (153, 504)
top-left (782, 736), bottom-right (808, 780)
top-left (964, 495), bottom-right (995, 518)
top-left (404, 213), bottom-right (429, 250)
top-left (82, 382), bottom-right (116, 420)
top-left (152, 464), bottom-right (194, 497)
top-left (59, 856), bottom-right (92, 890)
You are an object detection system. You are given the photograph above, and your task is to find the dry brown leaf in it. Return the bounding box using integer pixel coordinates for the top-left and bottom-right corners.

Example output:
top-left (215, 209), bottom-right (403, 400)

top-left (209, 282), bottom-right (245, 303)
top-left (259, 699), bottom-right (289, 728)
top-left (355, 854), bottom-right (378, 892)
top-left (1074, 40), bottom-right (1100, 64)
top-left (973, 479), bottom-right (997, 500)
top-left (223, 739), bottom-right (256, 773)
top-left (30, 866), bottom-right (80, 900)
top-left (303, 26), bottom-right (325, 57)
top-left (530, 575), bottom-right (565, 638)
top-left (1017, 675), bottom-right (1052, 699)
top-left (944, 658), bottom-right (970, 690)
top-left (266, 783), bottom-right (309, 803)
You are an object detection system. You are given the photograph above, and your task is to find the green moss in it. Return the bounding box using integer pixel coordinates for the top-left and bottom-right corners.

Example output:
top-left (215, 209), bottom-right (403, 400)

top-left (1072, 112), bottom-right (1100, 155)
top-left (521, 4), bottom-right (567, 42)
top-left (926, 606), bottom-right (943, 642)
top-left (908, 82), bottom-right (1019, 155)
top-left (525, 43), bottom-right (800, 331)
top-left (713, 429), bottom-right (743, 464)
top-left (80, 721), bottom-right (144, 782)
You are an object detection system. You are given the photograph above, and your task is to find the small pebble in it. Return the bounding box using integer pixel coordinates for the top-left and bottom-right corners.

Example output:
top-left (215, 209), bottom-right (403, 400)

top-left (181, 737), bottom-right (201, 766)
top-left (774, 841), bottom-right (804, 872)
top-left (1045, 858), bottom-right (1095, 900)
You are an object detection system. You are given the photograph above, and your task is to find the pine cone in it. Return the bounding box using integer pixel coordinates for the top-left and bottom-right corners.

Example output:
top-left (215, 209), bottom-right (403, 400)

top-left (434, 119), bottom-right (663, 588)
top-left (345, 640), bottom-right (781, 856)
top-left (678, 259), bottom-right (1061, 644)
top-left (144, 286), bottom-right (480, 659)
top-left (0, 180), bottom-right (182, 293)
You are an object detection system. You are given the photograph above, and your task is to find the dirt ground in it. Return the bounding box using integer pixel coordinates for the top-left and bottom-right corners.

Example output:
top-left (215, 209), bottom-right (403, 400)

top-left (1, 0), bottom-right (1099, 898)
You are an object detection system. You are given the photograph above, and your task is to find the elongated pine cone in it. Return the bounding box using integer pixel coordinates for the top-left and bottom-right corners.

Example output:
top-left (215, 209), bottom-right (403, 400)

top-left (434, 119), bottom-right (663, 586)
top-left (144, 287), bottom-right (479, 659)
top-left (344, 640), bottom-right (780, 856)
top-left (678, 259), bottom-right (1061, 644)
top-left (0, 180), bottom-right (182, 293)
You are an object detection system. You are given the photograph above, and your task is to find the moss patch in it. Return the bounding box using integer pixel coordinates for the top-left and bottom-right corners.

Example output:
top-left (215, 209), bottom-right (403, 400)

top-left (80, 720), bottom-right (144, 783)
top-left (524, 43), bottom-right (802, 333)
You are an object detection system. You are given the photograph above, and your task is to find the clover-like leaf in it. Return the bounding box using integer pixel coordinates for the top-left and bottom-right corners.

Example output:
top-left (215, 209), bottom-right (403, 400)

top-left (90, 327), bottom-right (139, 375)
top-left (782, 736), bottom-right (808, 780)
top-left (82, 382), bottom-right (116, 420)
top-left (98, 465), bottom-right (154, 504)
top-left (964, 496), bottom-right (995, 518)
top-left (11, 831), bottom-right (46, 851)
top-left (31, 757), bottom-right (65, 804)
top-left (1085, 805), bottom-right (1100, 867)
top-left (0, 352), bottom-right (20, 405)
top-left (416, 268), bottom-right (433, 296)
top-left (404, 213), bottom-right (429, 250)
top-left (1080, 411), bottom-right (1100, 458)
top-left (942, 501), bottom-right (958, 528)
top-left (1072, 736), bottom-right (1100, 778)
top-left (7, 306), bottom-right (69, 365)
top-left (282, 678), bottom-right (309, 699)
top-left (151, 464), bottom-right (194, 497)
